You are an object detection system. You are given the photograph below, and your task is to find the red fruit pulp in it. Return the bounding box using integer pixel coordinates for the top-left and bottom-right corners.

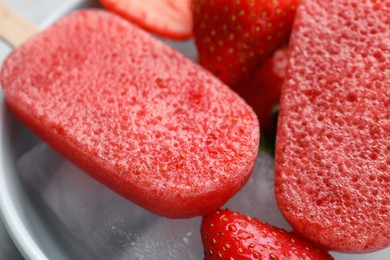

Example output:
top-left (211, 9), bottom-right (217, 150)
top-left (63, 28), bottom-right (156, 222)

top-left (100, 0), bottom-right (193, 40)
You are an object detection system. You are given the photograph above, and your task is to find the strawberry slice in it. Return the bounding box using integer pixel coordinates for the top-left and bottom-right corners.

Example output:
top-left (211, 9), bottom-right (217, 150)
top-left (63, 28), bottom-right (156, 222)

top-left (192, 0), bottom-right (299, 85)
top-left (201, 209), bottom-right (333, 259)
top-left (232, 46), bottom-right (289, 136)
top-left (100, 0), bottom-right (193, 40)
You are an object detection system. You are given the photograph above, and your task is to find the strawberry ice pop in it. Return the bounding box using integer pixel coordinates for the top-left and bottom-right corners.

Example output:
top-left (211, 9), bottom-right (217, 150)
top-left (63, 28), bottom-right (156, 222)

top-left (275, 0), bottom-right (389, 253)
top-left (0, 10), bottom-right (259, 218)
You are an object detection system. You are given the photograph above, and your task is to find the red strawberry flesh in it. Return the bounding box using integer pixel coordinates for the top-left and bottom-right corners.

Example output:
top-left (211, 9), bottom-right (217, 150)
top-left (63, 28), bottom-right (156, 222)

top-left (0, 10), bottom-right (259, 218)
top-left (100, 0), bottom-right (193, 40)
top-left (275, 0), bottom-right (390, 252)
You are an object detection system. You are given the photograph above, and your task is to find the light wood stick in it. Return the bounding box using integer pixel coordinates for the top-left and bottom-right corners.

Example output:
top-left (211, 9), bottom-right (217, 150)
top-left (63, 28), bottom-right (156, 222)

top-left (0, 1), bottom-right (38, 48)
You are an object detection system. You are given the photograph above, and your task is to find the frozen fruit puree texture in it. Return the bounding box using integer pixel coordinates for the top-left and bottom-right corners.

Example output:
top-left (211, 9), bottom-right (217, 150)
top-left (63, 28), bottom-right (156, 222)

top-left (275, 0), bottom-right (390, 253)
top-left (0, 10), bottom-right (259, 218)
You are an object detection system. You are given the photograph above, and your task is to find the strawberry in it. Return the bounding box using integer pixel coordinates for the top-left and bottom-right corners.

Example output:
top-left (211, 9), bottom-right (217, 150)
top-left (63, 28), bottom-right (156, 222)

top-left (192, 0), bottom-right (298, 86)
top-left (201, 209), bottom-right (333, 259)
top-left (100, 0), bottom-right (193, 40)
top-left (232, 46), bottom-right (289, 136)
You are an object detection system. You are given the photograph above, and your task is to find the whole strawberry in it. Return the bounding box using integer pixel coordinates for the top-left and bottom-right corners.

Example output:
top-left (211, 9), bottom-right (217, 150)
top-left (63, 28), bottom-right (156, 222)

top-left (232, 46), bottom-right (289, 136)
top-left (192, 0), bottom-right (299, 85)
top-left (201, 209), bottom-right (333, 259)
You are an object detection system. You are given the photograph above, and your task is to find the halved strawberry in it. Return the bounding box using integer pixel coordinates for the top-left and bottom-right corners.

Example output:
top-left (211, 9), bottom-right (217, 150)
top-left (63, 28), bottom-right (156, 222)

top-left (232, 46), bottom-right (289, 136)
top-left (201, 209), bottom-right (333, 259)
top-left (192, 0), bottom-right (298, 85)
top-left (100, 0), bottom-right (193, 40)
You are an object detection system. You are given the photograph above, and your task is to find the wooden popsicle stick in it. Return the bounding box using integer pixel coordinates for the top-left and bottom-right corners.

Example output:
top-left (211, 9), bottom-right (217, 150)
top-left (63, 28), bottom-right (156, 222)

top-left (0, 1), bottom-right (39, 48)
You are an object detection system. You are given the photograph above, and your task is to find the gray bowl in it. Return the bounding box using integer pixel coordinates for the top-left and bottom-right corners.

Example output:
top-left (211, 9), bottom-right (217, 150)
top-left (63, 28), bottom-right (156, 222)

top-left (1, 1), bottom-right (389, 259)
